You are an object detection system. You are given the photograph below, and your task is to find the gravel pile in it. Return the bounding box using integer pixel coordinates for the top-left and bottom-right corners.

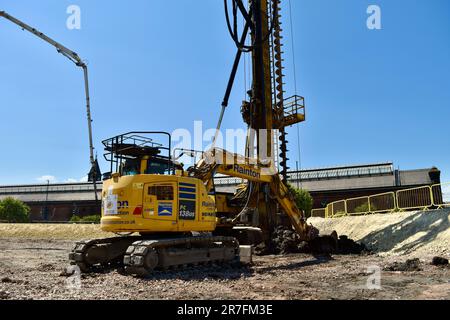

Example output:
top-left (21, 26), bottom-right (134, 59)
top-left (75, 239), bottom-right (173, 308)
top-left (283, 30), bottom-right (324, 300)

top-left (308, 209), bottom-right (450, 258)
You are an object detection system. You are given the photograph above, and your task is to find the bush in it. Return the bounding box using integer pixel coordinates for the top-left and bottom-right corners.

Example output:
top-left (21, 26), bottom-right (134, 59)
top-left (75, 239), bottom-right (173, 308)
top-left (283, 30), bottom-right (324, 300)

top-left (288, 184), bottom-right (313, 218)
top-left (70, 215), bottom-right (81, 222)
top-left (0, 197), bottom-right (30, 223)
top-left (354, 202), bottom-right (376, 214)
top-left (70, 215), bottom-right (101, 223)
top-left (81, 215), bottom-right (101, 223)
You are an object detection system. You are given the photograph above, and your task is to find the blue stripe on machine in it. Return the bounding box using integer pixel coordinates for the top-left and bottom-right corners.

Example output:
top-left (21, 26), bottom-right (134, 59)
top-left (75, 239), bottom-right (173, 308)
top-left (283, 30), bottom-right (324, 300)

top-left (179, 187), bottom-right (196, 193)
top-left (179, 182), bottom-right (196, 188)
top-left (179, 192), bottom-right (196, 200)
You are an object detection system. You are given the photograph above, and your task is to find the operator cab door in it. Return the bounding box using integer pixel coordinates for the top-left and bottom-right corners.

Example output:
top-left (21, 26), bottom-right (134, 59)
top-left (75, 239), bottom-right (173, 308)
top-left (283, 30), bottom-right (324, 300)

top-left (143, 183), bottom-right (176, 223)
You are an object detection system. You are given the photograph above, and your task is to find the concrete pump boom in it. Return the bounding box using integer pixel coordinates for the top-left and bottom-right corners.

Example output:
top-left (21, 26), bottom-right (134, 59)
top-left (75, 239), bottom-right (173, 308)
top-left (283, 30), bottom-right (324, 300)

top-left (0, 11), bottom-right (98, 200)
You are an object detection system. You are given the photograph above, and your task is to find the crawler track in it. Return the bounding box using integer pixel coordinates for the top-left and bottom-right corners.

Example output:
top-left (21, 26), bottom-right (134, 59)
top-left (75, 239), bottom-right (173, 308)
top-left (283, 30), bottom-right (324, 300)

top-left (69, 235), bottom-right (240, 277)
top-left (124, 236), bottom-right (239, 277)
top-left (69, 236), bottom-right (141, 272)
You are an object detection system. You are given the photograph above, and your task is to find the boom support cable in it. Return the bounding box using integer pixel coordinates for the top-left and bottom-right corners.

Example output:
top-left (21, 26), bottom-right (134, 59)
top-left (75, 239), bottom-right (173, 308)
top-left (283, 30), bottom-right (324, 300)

top-left (288, 0), bottom-right (303, 188)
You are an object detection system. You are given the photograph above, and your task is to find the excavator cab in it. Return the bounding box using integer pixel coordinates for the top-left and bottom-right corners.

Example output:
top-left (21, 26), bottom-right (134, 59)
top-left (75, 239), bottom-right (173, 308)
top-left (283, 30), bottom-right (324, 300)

top-left (99, 132), bottom-right (218, 235)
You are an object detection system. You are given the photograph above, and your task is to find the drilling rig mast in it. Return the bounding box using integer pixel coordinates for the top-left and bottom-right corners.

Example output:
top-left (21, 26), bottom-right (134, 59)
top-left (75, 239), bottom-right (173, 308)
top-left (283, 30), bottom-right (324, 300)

top-left (225, 0), bottom-right (306, 241)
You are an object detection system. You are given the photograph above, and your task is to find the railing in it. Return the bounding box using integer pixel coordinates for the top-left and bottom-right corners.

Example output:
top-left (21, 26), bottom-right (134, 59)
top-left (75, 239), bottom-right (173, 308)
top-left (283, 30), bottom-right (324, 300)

top-left (323, 183), bottom-right (449, 218)
top-left (0, 183), bottom-right (102, 195)
top-left (311, 208), bottom-right (326, 218)
top-left (282, 95), bottom-right (306, 127)
top-left (432, 182), bottom-right (450, 209)
top-left (346, 196), bottom-right (370, 215)
top-left (370, 192), bottom-right (396, 214)
top-left (397, 186), bottom-right (432, 211)
top-left (330, 200), bottom-right (346, 217)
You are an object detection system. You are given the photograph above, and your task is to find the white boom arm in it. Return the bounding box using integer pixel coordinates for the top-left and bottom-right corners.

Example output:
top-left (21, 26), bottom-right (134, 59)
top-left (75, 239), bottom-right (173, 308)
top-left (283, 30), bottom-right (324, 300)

top-left (0, 10), bottom-right (98, 200)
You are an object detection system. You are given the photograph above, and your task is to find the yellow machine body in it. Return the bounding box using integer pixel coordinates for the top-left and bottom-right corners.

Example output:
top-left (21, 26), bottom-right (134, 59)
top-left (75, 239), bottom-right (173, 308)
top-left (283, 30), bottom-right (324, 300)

top-left (100, 174), bottom-right (217, 234)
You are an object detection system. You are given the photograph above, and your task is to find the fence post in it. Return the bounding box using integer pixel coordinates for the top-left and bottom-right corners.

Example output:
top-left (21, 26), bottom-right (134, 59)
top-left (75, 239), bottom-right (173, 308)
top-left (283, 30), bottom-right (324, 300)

top-left (430, 185), bottom-right (437, 208)
top-left (426, 186), bottom-right (433, 211)
top-left (395, 191), bottom-right (402, 212)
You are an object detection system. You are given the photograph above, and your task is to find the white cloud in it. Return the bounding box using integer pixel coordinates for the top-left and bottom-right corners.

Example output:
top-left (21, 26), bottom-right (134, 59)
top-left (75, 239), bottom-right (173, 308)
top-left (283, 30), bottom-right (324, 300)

top-left (37, 175), bottom-right (57, 183)
top-left (35, 175), bottom-right (92, 184)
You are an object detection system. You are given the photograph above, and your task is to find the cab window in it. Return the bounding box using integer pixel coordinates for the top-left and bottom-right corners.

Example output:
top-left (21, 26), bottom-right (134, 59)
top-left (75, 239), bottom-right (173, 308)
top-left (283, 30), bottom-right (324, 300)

top-left (122, 159), bottom-right (140, 176)
top-left (145, 161), bottom-right (168, 175)
top-left (148, 185), bottom-right (174, 201)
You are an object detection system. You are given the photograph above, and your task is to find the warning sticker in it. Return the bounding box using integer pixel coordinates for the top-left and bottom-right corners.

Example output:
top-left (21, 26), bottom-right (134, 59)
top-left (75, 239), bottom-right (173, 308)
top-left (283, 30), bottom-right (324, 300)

top-left (103, 187), bottom-right (118, 215)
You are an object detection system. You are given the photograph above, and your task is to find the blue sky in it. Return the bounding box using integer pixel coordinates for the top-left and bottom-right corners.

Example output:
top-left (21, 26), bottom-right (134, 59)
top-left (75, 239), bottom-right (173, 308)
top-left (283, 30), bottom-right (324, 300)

top-left (0, 0), bottom-right (449, 185)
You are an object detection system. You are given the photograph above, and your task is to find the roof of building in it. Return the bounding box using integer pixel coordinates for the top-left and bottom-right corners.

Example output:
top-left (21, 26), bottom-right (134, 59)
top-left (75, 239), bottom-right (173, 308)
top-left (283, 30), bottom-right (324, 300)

top-left (0, 164), bottom-right (439, 202)
top-left (0, 182), bottom-right (101, 203)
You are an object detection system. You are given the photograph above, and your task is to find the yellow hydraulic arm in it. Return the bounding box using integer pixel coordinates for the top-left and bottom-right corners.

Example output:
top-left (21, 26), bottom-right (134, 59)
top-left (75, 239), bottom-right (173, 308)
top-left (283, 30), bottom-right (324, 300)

top-left (191, 149), bottom-right (318, 241)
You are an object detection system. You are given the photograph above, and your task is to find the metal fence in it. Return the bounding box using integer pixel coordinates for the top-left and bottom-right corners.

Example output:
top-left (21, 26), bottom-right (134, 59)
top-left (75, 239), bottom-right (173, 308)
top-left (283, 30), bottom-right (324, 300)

top-left (432, 182), bottom-right (450, 209)
top-left (311, 208), bottom-right (326, 218)
top-left (323, 183), bottom-right (449, 218)
top-left (346, 196), bottom-right (369, 215)
top-left (370, 192), bottom-right (396, 214)
top-left (397, 186), bottom-right (432, 211)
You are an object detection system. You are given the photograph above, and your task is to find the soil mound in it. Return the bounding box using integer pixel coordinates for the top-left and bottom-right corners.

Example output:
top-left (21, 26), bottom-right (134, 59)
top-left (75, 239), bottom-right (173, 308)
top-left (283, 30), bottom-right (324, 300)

top-left (255, 226), bottom-right (368, 255)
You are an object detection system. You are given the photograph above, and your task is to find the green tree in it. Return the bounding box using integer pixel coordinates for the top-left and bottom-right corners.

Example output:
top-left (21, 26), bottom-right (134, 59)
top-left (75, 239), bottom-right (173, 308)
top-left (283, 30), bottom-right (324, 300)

top-left (0, 197), bottom-right (30, 223)
top-left (288, 184), bottom-right (313, 218)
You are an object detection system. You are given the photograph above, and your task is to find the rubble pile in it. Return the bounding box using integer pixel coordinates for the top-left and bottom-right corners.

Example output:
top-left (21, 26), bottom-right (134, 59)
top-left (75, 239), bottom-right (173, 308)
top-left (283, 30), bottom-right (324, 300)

top-left (384, 258), bottom-right (422, 272)
top-left (255, 226), bottom-right (368, 255)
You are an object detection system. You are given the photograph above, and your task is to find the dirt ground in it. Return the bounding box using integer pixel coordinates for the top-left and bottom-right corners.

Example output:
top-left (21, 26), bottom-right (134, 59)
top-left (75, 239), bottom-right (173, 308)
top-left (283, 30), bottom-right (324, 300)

top-left (0, 210), bottom-right (449, 300)
top-left (0, 237), bottom-right (449, 300)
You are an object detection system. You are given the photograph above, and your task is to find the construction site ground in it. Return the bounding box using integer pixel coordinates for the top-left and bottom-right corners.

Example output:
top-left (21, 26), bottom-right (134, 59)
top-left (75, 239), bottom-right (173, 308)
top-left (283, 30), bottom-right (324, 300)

top-left (0, 209), bottom-right (449, 300)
